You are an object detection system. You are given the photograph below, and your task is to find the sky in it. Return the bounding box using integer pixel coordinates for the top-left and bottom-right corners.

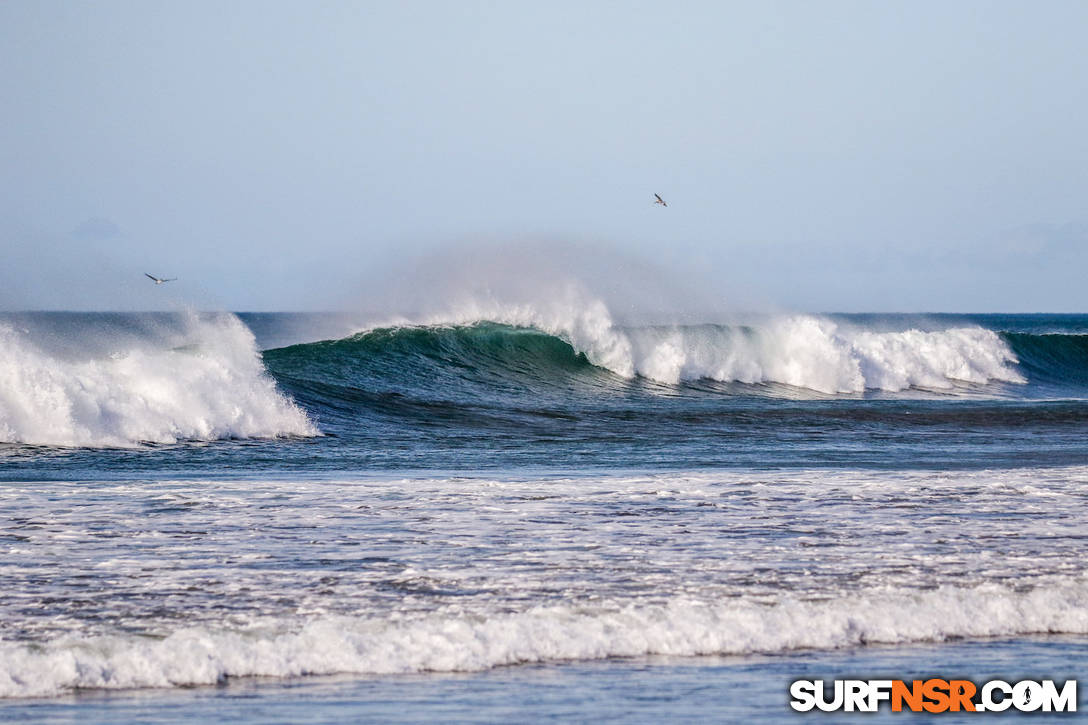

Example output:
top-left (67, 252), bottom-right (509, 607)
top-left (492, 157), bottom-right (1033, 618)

top-left (1, 0), bottom-right (1086, 312)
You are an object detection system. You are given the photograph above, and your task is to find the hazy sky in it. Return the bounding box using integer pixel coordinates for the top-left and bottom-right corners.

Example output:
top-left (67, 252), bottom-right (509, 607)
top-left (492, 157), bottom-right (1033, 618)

top-left (1, 1), bottom-right (1086, 312)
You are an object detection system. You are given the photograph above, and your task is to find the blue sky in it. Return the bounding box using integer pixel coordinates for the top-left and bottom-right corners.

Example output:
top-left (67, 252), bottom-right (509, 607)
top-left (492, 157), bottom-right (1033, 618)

top-left (1, 1), bottom-right (1086, 312)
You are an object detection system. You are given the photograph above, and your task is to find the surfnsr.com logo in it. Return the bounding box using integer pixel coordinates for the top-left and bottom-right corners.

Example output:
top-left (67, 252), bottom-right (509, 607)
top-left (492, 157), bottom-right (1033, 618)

top-left (790, 679), bottom-right (1077, 713)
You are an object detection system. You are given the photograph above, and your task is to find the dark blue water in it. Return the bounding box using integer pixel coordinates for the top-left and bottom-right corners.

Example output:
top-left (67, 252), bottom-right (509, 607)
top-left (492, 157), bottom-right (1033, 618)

top-left (3, 312), bottom-right (1087, 478)
top-left (1, 310), bottom-right (1086, 714)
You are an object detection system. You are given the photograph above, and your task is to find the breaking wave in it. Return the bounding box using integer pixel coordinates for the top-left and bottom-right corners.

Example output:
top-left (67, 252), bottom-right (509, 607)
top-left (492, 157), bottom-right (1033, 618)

top-left (2, 578), bottom-right (1084, 698)
top-left (269, 290), bottom-right (1031, 397)
top-left (5, 296), bottom-right (1085, 449)
top-left (0, 313), bottom-right (316, 448)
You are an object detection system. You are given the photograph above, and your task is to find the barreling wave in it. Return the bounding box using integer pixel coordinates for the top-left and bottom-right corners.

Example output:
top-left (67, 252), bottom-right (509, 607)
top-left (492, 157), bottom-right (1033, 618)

top-left (5, 303), bottom-right (1084, 447)
top-left (403, 292), bottom-right (1034, 393)
top-left (0, 313), bottom-right (316, 448)
top-left (267, 295), bottom-right (1038, 401)
top-left (2, 577), bottom-right (1085, 698)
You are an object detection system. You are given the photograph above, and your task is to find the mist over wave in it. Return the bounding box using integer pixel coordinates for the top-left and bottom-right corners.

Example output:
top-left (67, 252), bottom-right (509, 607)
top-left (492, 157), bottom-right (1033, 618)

top-left (0, 313), bottom-right (316, 447)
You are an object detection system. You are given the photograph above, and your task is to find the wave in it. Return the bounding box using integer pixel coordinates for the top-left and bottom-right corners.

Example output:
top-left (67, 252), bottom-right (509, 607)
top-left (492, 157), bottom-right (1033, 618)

top-left (619, 319), bottom-right (1025, 393)
top-left (0, 313), bottom-right (316, 448)
top-left (4, 303), bottom-right (1082, 449)
top-left (1004, 331), bottom-right (1088, 387)
top-left (2, 578), bottom-right (1085, 698)
top-left (409, 293), bottom-right (1032, 393)
top-left (268, 295), bottom-right (1033, 398)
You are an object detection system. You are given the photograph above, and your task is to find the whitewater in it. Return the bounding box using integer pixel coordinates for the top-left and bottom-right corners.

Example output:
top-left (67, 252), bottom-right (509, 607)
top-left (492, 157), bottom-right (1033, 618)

top-left (0, 300), bottom-right (1041, 449)
top-left (381, 288), bottom-right (1027, 392)
top-left (0, 312), bottom-right (314, 448)
top-left (1, 303), bottom-right (1087, 720)
top-left (2, 469), bottom-right (1087, 701)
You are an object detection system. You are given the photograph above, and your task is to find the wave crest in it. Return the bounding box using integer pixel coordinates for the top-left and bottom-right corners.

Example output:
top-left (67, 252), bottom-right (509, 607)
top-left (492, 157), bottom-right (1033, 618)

top-left (2, 579), bottom-right (1084, 698)
top-left (626, 317), bottom-right (1025, 393)
top-left (0, 313), bottom-right (317, 447)
top-left (367, 291), bottom-right (1025, 394)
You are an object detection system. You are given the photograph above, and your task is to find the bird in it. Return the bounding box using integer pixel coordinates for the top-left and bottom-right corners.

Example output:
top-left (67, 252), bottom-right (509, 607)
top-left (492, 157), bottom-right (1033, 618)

top-left (654, 193), bottom-right (667, 207)
top-left (145, 273), bottom-right (177, 285)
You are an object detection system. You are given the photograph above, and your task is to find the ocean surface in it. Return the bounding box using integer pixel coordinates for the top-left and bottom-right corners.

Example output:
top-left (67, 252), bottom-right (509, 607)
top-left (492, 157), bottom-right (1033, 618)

top-left (1, 306), bottom-right (1086, 721)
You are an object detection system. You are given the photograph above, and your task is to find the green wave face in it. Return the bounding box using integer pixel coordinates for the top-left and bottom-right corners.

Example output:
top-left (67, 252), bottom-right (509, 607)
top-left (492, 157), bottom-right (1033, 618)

top-left (264, 322), bottom-right (1088, 408)
top-left (1002, 332), bottom-right (1088, 387)
top-left (266, 322), bottom-right (604, 392)
top-left (262, 323), bottom-right (628, 432)
top-left (5, 312), bottom-right (1088, 470)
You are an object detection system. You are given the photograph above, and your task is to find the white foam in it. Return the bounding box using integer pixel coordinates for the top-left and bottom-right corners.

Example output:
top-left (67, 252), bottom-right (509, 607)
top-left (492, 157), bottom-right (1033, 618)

top-left (0, 314), bottom-right (317, 447)
top-left (390, 289), bottom-right (1025, 393)
top-left (622, 317), bottom-right (1026, 393)
top-left (1, 578), bottom-right (1084, 698)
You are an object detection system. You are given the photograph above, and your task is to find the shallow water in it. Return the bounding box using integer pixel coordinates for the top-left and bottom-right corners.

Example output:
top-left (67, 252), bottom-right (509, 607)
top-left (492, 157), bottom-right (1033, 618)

top-left (6, 637), bottom-right (1085, 723)
top-left (1, 469), bottom-right (1085, 698)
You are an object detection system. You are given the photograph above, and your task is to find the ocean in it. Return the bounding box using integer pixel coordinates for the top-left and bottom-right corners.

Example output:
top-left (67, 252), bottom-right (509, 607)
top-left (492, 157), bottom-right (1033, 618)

top-left (1, 306), bottom-right (1086, 721)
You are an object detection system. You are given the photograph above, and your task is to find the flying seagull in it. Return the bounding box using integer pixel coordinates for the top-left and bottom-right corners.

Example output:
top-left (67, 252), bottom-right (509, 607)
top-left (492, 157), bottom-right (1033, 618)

top-left (654, 193), bottom-right (667, 207)
top-left (145, 273), bottom-right (177, 285)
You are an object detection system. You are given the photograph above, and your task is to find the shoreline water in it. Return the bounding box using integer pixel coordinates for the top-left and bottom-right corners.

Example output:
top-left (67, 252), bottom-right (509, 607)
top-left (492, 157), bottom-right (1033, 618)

top-left (2, 467), bottom-right (1086, 703)
top-left (4, 636), bottom-right (1085, 722)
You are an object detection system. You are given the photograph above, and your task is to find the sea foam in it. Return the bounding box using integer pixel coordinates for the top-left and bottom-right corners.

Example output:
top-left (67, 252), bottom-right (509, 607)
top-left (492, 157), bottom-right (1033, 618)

top-left (1, 578), bottom-right (1084, 698)
top-left (0, 313), bottom-right (316, 447)
top-left (406, 288), bottom-right (1025, 393)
